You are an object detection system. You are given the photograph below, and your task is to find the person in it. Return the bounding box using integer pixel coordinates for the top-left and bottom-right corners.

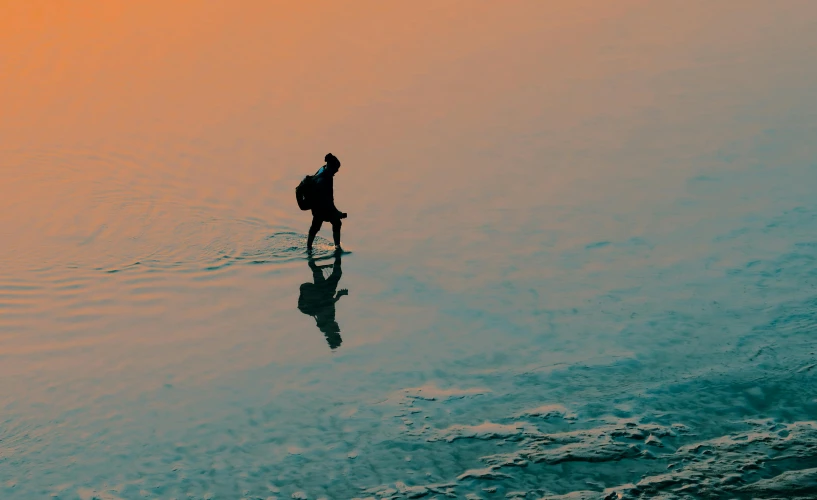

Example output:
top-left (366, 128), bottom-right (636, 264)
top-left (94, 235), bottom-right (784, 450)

top-left (307, 153), bottom-right (347, 252)
top-left (297, 253), bottom-right (347, 349)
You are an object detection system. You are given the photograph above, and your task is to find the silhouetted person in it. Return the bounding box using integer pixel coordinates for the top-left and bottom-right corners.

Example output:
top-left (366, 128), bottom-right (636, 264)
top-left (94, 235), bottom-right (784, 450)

top-left (297, 253), bottom-right (347, 349)
top-left (307, 153), bottom-right (347, 252)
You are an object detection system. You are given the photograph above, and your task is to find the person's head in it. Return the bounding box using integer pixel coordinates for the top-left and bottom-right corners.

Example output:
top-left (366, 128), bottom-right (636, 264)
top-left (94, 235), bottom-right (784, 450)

top-left (325, 153), bottom-right (341, 173)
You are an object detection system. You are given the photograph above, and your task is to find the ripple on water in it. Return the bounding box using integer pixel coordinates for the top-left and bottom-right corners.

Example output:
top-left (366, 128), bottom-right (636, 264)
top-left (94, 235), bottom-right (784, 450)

top-left (98, 231), bottom-right (337, 274)
top-left (1, 148), bottom-right (332, 275)
top-left (359, 400), bottom-right (817, 499)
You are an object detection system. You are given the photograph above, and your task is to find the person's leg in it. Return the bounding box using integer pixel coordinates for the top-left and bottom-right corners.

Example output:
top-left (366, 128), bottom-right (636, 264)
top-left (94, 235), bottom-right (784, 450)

top-left (330, 218), bottom-right (342, 248)
top-left (307, 217), bottom-right (323, 250)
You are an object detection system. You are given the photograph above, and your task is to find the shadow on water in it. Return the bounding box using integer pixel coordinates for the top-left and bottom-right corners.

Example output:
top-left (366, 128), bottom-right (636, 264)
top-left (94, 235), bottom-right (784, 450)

top-left (297, 252), bottom-right (347, 349)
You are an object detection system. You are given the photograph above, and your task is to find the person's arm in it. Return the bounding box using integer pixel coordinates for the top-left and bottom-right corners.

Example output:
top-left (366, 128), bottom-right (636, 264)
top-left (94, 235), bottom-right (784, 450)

top-left (328, 176), bottom-right (340, 214)
top-left (308, 259), bottom-right (330, 281)
top-left (333, 289), bottom-right (349, 302)
top-left (326, 257), bottom-right (342, 287)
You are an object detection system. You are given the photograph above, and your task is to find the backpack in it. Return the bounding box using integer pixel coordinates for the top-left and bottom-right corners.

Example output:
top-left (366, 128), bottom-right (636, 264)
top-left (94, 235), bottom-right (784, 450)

top-left (295, 173), bottom-right (317, 210)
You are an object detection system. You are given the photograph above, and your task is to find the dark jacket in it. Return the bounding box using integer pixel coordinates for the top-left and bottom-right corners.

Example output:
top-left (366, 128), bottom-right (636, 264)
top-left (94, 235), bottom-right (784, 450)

top-left (311, 166), bottom-right (341, 219)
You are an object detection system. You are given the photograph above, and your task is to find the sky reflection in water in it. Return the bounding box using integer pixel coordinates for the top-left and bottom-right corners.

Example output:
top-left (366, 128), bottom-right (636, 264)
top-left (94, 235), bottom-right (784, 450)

top-left (2, 1), bottom-right (817, 498)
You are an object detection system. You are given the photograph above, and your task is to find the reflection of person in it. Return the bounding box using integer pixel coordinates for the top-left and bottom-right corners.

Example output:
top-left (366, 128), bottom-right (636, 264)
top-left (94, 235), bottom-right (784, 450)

top-left (298, 252), bottom-right (347, 349)
top-left (307, 153), bottom-right (348, 253)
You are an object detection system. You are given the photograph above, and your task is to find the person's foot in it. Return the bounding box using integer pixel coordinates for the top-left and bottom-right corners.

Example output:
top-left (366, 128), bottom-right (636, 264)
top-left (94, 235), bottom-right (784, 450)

top-left (306, 246), bottom-right (313, 254)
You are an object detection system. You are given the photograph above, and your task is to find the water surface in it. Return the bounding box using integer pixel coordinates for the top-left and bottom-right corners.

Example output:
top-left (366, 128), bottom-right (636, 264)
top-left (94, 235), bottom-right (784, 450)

top-left (2, 2), bottom-right (817, 498)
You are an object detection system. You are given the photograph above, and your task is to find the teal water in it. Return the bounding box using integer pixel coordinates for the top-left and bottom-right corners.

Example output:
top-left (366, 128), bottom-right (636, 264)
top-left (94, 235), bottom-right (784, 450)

top-left (2, 2), bottom-right (817, 499)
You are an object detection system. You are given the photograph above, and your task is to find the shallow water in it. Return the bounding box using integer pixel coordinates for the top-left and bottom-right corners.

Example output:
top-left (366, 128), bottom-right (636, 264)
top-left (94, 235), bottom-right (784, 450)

top-left (2, 2), bottom-right (817, 499)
